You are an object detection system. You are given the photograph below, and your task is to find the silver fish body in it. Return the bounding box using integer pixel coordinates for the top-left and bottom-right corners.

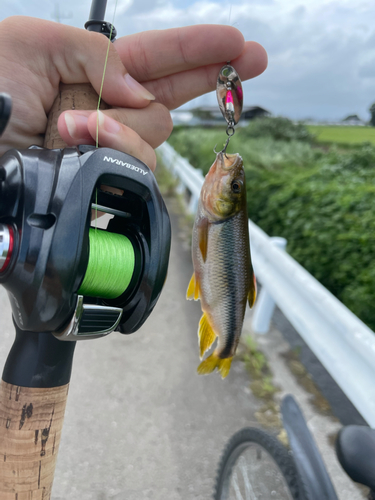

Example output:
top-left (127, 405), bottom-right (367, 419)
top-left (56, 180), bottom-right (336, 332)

top-left (193, 207), bottom-right (251, 357)
top-left (187, 152), bottom-right (256, 378)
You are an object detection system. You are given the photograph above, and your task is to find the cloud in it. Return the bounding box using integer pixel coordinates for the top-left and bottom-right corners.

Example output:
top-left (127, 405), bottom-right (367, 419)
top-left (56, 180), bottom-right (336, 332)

top-left (1, 0), bottom-right (375, 121)
top-left (112, 0), bottom-right (134, 15)
top-left (359, 60), bottom-right (375, 79)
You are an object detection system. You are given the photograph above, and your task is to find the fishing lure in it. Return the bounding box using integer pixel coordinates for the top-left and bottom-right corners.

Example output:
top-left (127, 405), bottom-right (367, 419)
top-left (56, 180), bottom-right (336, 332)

top-left (187, 64), bottom-right (256, 379)
top-left (216, 63), bottom-right (243, 152)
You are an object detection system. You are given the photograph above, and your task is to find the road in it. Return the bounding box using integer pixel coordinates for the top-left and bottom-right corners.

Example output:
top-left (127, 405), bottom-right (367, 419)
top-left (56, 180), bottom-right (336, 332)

top-left (0, 195), bottom-right (367, 500)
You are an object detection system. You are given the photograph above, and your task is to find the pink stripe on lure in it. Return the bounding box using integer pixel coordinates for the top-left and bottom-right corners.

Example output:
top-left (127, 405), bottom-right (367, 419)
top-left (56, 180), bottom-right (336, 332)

top-left (225, 90), bottom-right (234, 105)
top-left (236, 86), bottom-right (243, 103)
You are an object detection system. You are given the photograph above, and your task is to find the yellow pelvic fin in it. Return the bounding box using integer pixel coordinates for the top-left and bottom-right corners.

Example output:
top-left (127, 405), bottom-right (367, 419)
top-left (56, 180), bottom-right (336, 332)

top-left (197, 352), bottom-right (233, 379)
top-left (248, 275), bottom-right (257, 308)
top-left (187, 272), bottom-right (200, 301)
top-left (198, 313), bottom-right (217, 358)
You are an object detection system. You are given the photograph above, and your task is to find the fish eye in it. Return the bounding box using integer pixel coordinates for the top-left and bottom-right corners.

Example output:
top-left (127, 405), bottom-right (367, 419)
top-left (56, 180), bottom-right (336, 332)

top-left (231, 180), bottom-right (242, 193)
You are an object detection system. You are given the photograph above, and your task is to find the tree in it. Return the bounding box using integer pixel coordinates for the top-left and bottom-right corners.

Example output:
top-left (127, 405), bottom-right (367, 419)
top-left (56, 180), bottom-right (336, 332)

top-left (369, 102), bottom-right (375, 126)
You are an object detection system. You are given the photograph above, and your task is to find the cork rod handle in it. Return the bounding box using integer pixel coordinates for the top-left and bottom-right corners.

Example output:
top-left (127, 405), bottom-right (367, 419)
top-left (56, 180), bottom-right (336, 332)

top-left (43, 82), bottom-right (108, 149)
top-left (0, 382), bottom-right (69, 499)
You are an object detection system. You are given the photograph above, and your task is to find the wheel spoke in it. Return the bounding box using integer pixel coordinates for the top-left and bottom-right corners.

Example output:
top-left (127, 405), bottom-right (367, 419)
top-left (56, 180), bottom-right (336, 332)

top-left (232, 471), bottom-right (245, 500)
top-left (239, 456), bottom-right (258, 500)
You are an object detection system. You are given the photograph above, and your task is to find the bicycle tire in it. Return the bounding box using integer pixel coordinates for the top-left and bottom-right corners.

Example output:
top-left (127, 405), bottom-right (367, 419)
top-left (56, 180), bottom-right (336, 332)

top-left (214, 427), bottom-right (302, 500)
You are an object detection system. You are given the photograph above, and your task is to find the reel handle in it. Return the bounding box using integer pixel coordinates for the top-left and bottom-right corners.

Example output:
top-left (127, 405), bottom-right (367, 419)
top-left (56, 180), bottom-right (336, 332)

top-left (43, 82), bottom-right (108, 149)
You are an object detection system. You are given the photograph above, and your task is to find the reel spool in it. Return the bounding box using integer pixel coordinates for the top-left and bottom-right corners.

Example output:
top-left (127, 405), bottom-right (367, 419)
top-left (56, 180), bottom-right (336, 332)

top-left (0, 143), bottom-right (171, 340)
top-left (78, 228), bottom-right (136, 299)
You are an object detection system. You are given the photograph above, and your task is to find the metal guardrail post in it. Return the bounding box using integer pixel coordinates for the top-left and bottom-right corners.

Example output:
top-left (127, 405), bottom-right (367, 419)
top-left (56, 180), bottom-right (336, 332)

top-left (251, 237), bottom-right (287, 334)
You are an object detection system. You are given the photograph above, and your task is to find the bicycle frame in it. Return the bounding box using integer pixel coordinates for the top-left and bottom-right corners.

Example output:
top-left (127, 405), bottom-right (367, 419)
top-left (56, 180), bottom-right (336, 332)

top-left (281, 395), bottom-right (339, 500)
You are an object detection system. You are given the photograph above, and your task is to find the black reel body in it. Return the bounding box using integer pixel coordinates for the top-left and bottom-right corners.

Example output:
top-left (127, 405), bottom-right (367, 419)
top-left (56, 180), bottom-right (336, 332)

top-left (0, 145), bottom-right (171, 339)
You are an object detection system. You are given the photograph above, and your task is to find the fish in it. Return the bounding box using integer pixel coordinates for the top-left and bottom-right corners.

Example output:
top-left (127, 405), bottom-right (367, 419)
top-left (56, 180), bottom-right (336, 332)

top-left (187, 152), bottom-right (256, 379)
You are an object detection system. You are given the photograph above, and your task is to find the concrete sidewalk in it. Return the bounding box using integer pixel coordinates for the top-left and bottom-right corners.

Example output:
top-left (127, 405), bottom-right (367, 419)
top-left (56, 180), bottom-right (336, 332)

top-left (0, 194), bottom-right (367, 499)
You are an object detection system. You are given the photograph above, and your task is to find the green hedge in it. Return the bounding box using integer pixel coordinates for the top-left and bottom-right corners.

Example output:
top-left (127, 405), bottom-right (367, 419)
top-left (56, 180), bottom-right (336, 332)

top-left (168, 121), bottom-right (375, 332)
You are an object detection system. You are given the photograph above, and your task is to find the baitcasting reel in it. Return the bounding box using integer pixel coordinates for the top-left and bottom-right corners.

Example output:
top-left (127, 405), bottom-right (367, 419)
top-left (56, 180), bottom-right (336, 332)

top-left (0, 94), bottom-right (171, 341)
top-left (0, 6), bottom-right (171, 497)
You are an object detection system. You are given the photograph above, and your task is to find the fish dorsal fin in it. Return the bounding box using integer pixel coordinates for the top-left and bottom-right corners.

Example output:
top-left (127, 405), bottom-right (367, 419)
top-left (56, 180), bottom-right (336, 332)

top-left (187, 272), bottom-right (200, 301)
top-left (197, 218), bottom-right (209, 262)
top-left (248, 274), bottom-right (257, 308)
top-left (198, 313), bottom-right (217, 358)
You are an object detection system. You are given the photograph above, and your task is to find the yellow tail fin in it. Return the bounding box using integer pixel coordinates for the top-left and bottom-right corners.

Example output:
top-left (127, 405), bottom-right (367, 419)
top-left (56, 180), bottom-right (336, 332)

top-left (197, 353), bottom-right (233, 379)
top-left (198, 313), bottom-right (217, 358)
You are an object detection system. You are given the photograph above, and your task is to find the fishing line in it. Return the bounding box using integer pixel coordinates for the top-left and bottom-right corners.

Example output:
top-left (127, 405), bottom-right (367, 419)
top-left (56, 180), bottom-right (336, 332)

top-left (78, 228), bottom-right (135, 299)
top-left (95, 188), bottom-right (98, 229)
top-left (81, 0), bottom-right (136, 301)
top-left (96, 0), bottom-right (119, 148)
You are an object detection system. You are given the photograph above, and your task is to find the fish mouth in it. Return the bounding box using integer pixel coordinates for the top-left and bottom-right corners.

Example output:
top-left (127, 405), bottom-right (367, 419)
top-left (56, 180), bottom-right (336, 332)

top-left (218, 152), bottom-right (242, 171)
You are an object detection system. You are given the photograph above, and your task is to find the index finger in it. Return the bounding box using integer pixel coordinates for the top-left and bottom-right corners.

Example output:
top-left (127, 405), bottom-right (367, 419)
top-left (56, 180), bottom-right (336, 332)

top-left (114, 24), bottom-right (245, 82)
top-left (140, 41), bottom-right (268, 110)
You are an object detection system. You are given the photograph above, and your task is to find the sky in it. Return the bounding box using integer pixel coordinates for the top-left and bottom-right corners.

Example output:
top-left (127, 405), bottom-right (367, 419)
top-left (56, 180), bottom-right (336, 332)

top-left (1, 0), bottom-right (375, 122)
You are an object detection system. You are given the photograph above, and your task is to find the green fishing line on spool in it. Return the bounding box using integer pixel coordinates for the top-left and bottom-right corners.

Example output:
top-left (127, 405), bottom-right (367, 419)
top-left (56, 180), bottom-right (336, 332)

top-left (78, 228), bottom-right (135, 299)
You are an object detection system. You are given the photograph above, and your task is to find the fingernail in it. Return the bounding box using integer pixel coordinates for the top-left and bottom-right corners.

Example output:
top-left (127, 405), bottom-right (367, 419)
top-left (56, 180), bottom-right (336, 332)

top-left (97, 110), bottom-right (121, 134)
top-left (64, 113), bottom-right (77, 138)
top-left (64, 112), bottom-right (88, 139)
top-left (124, 73), bottom-right (155, 100)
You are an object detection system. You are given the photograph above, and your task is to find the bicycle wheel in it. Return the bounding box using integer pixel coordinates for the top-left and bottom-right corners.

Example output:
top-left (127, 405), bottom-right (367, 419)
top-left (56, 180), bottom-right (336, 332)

top-left (214, 427), bottom-right (301, 500)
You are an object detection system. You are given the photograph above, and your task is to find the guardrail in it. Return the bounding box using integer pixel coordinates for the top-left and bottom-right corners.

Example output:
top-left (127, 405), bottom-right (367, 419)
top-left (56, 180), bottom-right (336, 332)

top-left (157, 141), bottom-right (375, 427)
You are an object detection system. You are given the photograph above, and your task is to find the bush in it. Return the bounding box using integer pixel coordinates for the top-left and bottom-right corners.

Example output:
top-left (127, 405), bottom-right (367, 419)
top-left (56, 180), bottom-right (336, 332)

top-left (168, 126), bottom-right (321, 173)
top-left (247, 165), bottom-right (375, 326)
top-left (167, 127), bottom-right (223, 174)
top-left (242, 116), bottom-right (315, 143)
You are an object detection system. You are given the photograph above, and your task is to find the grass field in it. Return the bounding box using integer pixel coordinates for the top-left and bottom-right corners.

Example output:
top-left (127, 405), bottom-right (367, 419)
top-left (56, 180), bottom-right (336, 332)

top-left (307, 125), bottom-right (375, 145)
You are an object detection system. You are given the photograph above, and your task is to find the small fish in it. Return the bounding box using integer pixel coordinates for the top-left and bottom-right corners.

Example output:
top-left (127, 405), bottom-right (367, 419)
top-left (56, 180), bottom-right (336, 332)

top-left (187, 152), bottom-right (256, 379)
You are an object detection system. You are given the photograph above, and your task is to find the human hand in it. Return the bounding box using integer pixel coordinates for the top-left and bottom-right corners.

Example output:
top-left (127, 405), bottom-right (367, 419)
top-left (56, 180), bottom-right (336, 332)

top-left (0, 17), bottom-right (267, 170)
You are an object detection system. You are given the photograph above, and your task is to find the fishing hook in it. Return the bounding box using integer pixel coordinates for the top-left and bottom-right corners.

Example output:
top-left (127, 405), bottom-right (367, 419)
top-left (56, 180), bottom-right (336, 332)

top-left (214, 121), bottom-right (235, 156)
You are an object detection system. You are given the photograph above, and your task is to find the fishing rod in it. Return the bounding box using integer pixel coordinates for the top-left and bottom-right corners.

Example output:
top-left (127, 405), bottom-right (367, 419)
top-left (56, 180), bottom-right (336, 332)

top-left (88, 0), bottom-right (108, 25)
top-left (0, 1), bottom-right (171, 497)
